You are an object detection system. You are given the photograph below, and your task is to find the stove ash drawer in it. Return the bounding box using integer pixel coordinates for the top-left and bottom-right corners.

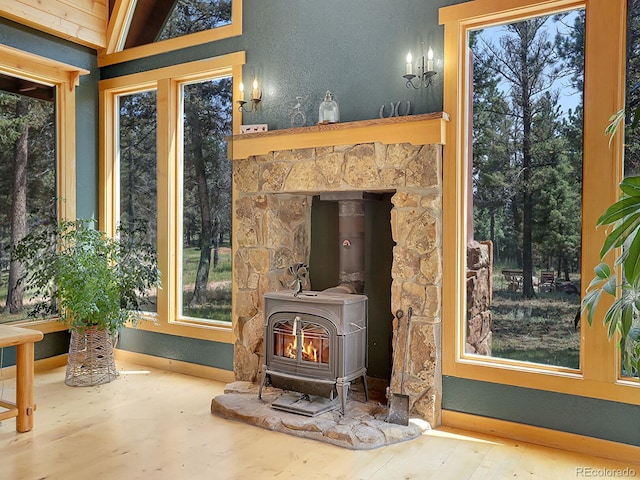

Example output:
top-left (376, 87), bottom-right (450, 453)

top-left (266, 370), bottom-right (337, 399)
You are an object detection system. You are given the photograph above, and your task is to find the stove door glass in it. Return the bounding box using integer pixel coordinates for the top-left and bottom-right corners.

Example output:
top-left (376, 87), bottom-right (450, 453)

top-left (272, 315), bottom-right (330, 365)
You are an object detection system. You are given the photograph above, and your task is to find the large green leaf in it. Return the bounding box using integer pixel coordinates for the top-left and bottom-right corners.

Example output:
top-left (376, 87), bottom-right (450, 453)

top-left (600, 215), bottom-right (640, 259)
top-left (587, 275), bottom-right (605, 291)
top-left (619, 175), bottom-right (640, 197)
top-left (581, 288), bottom-right (603, 326)
top-left (603, 274), bottom-right (618, 296)
top-left (594, 262), bottom-right (611, 280)
top-left (606, 109), bottom-right (626, 146)
top-left (614, 246), bottom-right (629, 266)
top-left (597, 197), bottom-right (640, 226)
top-left (624, 229), bottom-right (640, 282)
top-left (603, 297), bottom-right (626, 338)
top-left (621, 303), bottom-right (634, 338)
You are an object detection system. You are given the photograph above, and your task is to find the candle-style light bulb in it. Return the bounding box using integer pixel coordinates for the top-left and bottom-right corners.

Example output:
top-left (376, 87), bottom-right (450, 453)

top-left (406, 52), bottom-right (413, 75)
top-left (427, 47), bottom-right (434, 72)
top-left (252, 78), bottom-right (260, 100)
top-left (239, 82), bottom-right (245, 101)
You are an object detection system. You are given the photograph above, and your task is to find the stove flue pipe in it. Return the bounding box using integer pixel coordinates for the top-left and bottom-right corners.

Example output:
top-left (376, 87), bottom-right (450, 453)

top-left (320, 192), bottom-right (382, 295)
top-left (337, 199), bottom-right (366, 294)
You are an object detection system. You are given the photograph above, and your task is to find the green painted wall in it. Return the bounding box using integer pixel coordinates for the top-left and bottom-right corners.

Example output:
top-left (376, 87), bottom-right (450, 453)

top-left (102, 0), bottom-right (464, 128)
top-left (117, 329), bottom-right (234, 371)
top-left (443, 376), bottom-right (640, 447)
top-left (0, 331), bottom-right (70, 367)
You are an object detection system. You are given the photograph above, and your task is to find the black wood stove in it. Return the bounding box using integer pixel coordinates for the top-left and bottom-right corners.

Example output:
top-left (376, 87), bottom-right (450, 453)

top-left (258, 290), bottom-right (368, 416)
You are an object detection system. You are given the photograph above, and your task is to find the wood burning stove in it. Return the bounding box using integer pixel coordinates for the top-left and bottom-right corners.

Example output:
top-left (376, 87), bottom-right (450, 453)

top-left (259, 290), bottom-right (368, 415)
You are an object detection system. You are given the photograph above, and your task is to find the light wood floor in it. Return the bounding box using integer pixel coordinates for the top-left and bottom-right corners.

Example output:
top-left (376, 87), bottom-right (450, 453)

top-left (0, 361), bottom-right (635, 480)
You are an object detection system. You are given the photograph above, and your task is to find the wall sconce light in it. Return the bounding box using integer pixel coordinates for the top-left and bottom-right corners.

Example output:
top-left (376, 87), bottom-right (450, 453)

top-left (403, 43), bottom-right (437, 89)
top-left (237, 78), bottom-right (262, 112)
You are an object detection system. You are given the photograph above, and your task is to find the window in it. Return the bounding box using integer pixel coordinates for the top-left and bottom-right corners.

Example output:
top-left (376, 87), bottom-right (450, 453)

top-left (0, 45), bottom-right (87, 327)
top-left (158, 0), bottom-right (232, 44)
top-left (118, 89), bottom-right (159, 313)
top-left (100, 52), bottom-right (244, 342)
top-left (621, 0), bottom-right (640, 379)
top-left (100, 0), bottom-right (242, 67)
top-left (441, 0), bottom-right (639, 404)
top-left (625, 0), bottom-right (640, 178)
top-left (468, 10), bottom-right (584, 369)
top-left (0, 82), bottom-right (56, 323)
top-left (178, 77), bottom-right (232, 323)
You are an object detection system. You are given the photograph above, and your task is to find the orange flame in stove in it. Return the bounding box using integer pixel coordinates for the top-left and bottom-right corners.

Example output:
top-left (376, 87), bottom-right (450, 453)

top-left (285, 337), bottom-right (296, 358)
top-left (301, 329), bottom-right (318, 362)
top-left (285, 329), bottom-right (319, 362)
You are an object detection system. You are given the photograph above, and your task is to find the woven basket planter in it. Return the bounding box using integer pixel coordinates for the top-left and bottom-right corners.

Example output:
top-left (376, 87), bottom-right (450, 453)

top-left (65, 327), bottom-right (118, 387)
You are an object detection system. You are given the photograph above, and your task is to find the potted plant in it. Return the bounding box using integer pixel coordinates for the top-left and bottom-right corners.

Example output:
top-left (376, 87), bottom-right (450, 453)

top-left (12, 218), bottom-right (160, 386)
top-left (581, 112), bottom-right (640, 379)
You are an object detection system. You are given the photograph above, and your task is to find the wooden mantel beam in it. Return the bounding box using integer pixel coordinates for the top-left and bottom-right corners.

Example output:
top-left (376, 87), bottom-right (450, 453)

top-left (228, 112), bottom-right (449, 160)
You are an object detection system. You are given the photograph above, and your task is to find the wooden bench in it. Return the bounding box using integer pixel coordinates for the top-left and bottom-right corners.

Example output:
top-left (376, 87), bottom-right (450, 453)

top-left (502, 269), bottom-right (524, 292)
top-left (539, 270), bottom-right (556, 293)
top-left (0, 324), bottom-right (44, 432)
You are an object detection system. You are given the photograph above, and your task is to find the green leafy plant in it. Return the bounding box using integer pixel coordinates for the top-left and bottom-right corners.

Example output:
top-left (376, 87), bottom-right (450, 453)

top-left (581, 176), bottom-right (640, 378)
top-left (12, 219), bottom-right (160, 335)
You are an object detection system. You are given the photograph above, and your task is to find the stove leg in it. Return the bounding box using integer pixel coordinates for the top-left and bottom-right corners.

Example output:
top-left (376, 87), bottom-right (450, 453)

top-left (258, 366), bottom-right (268, 401)
top-left (361, 375), bottom-right (369, 402)
top-left (336, 378), bottom-right (350, 415)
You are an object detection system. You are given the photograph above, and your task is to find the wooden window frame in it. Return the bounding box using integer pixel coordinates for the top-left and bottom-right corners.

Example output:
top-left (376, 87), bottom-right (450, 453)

top-left (99, 52), bottom-right (245, 344)
top-left (440, 0), bottom-right (639, 404)
top-left (99, 0), bottom-right (242, 67)
top-left (0, 44), bottom-right (88, 333)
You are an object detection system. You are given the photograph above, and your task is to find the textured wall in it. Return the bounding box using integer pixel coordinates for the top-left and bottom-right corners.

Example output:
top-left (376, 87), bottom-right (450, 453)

top-left (443, 376), bottom-right (640, 447)
top-left (238, 0), bottom-right (451, 129)
top-left (117, 329), bottom-right (234, 371)
top-left (102, 0), bottom-right (465, 130)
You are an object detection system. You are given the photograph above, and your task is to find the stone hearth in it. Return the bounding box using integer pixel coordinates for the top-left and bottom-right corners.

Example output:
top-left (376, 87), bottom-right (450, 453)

top-left (211, 381), bottom-right (428, 450)
top-left (229, 113), bottom-right (447, 428)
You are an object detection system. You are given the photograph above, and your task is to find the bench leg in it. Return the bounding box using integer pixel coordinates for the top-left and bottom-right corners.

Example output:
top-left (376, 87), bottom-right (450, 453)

top-left (15, 342), bottom-right (36, 433)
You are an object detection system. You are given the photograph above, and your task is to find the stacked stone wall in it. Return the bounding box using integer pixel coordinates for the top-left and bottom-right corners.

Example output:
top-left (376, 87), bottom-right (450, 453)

top-left (466, 240), bottom-right (493, 356)
top-left (232, 141), bottom-right (443, 426)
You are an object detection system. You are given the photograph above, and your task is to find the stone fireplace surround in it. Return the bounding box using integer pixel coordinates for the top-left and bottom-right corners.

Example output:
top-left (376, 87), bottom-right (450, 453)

top-left (229, 112), bottom-right (447, 427)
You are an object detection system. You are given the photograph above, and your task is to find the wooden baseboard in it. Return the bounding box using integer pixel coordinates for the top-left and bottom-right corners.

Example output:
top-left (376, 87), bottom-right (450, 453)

top-left (0, 354), bottom-right (67, 380)
top-left (35, 354), bottom-right (68, 372)
top-left (1, 350), bottom-right (234, 384)
top-left (442, 410), bottom-right (640, 466)
top-left (114, 349), bottom-right (235, 383)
